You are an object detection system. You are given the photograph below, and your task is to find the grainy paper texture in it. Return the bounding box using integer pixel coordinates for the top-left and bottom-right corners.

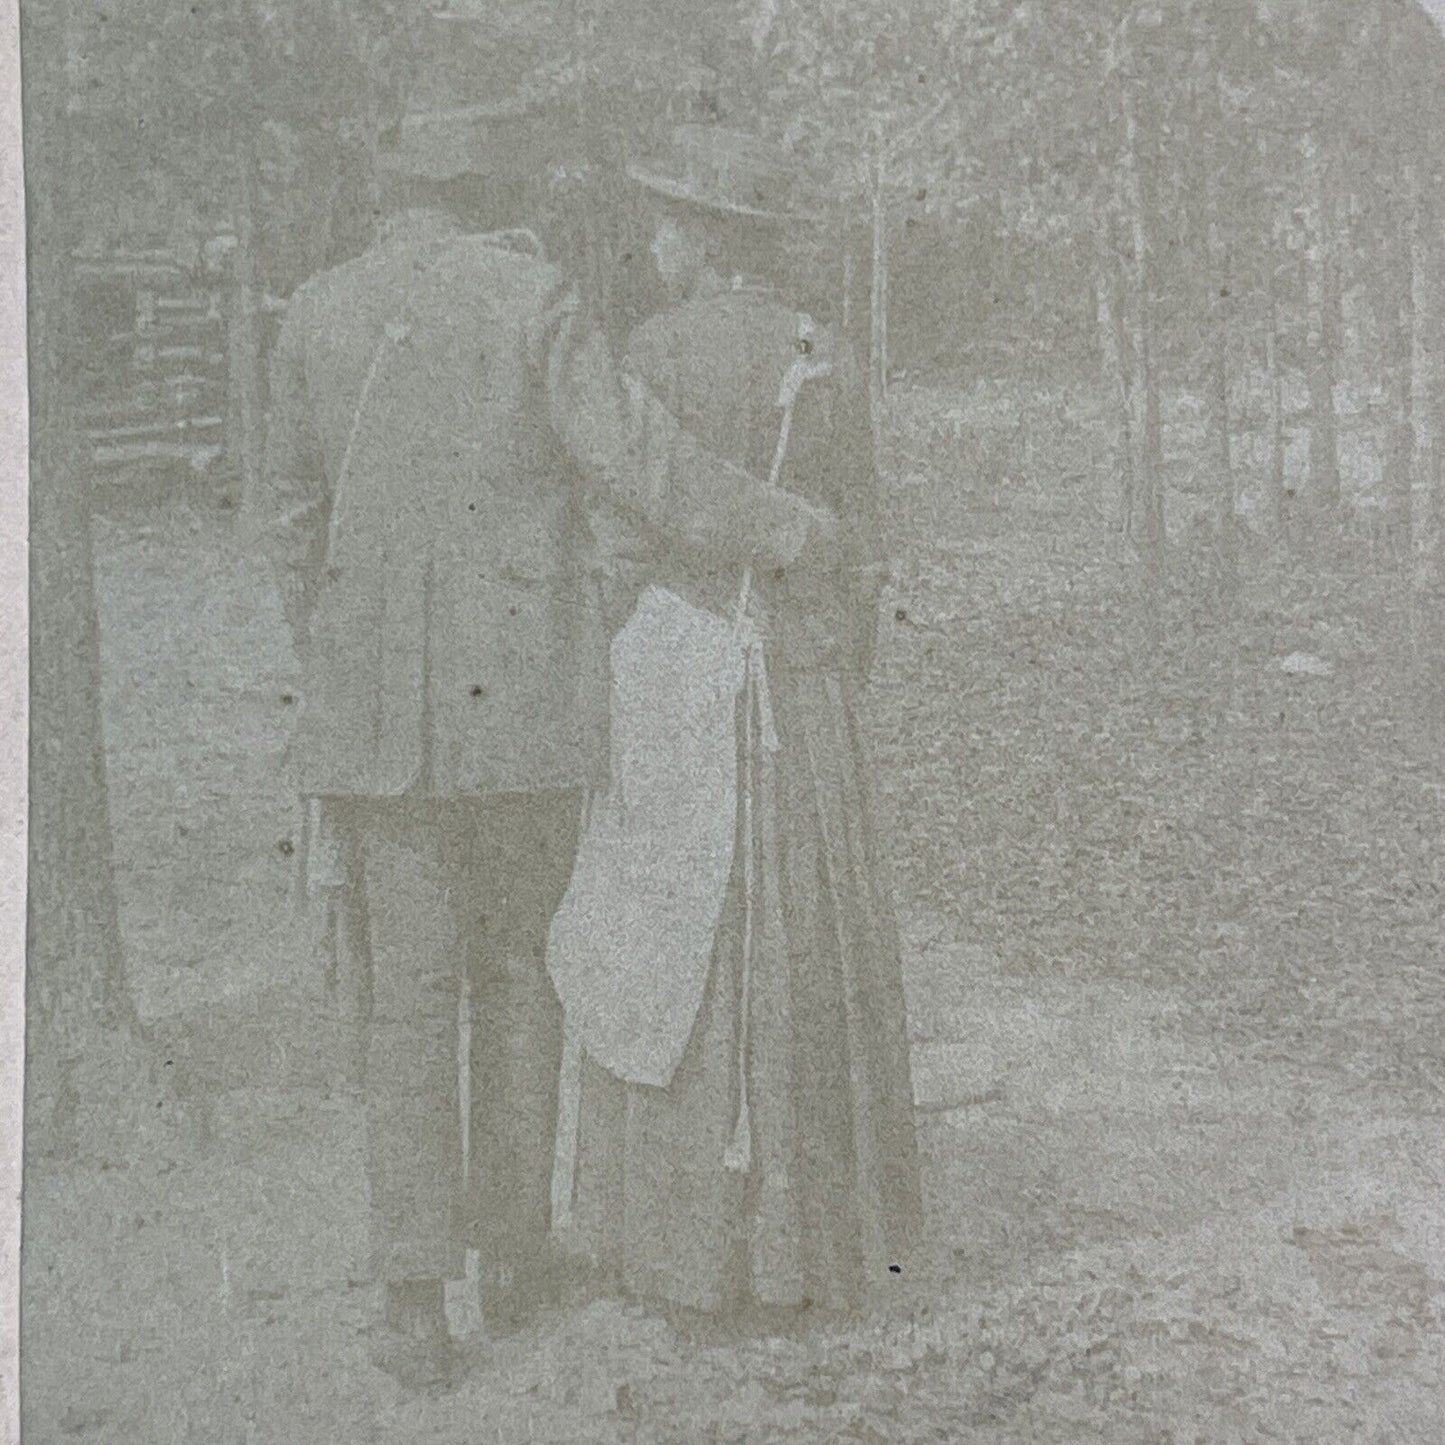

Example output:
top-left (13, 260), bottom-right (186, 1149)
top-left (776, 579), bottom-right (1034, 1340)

top-left (18, 2), bottom-right (1445, 1441)
top-left (3, 0), bottom-right (28, 1435)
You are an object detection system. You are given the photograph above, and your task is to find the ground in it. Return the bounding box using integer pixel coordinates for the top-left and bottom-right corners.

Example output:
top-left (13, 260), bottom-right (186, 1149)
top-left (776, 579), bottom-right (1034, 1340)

top-left (21, 381), bottom-right (1445, 1442)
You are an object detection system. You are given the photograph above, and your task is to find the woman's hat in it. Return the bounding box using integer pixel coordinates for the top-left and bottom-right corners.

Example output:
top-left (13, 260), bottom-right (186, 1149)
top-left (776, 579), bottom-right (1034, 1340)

top-left (626, 125), bottom-right (823, 223)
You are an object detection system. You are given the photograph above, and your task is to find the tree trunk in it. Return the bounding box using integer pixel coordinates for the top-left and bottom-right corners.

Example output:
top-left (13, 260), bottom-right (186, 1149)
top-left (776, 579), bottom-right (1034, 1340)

top-left (1428, 180), bottom-right (1445, 588)
top-left (1207, 213), bottom-right (1237, 585)
top-left (1265, 252), bottom-right (1288, 537)
top-left (869, 146), bottom-right (889, 436)
top-left (1096, 206), bottom-right (1136, 535)
top-left (1093, 206), bottom-right (1119, 380)
top-left (1420, 177), bottom-right (1445, 745)
top-left (1121, 69), bottom-right (1164, 574)
top-left (228, 146), bottom-right (264, 498)
top-left (1094, 265), bottom-right (1115, 378)
top-left (23, 0), bottom-right (137, 1156)
top-left (1306, 145), bottom-right (1341, 514)
top-left (1386, 166), bottom-right (1416, 570)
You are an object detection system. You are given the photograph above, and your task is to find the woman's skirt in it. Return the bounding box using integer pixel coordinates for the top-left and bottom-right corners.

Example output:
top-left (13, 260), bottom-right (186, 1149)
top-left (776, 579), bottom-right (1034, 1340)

top-left (562, 662), bottom-right (922, 1317)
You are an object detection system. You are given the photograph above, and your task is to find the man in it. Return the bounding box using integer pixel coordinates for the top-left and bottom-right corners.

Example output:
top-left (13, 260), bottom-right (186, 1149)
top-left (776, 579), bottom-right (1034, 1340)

top-left (247, 95), bottom-right (833, 1387)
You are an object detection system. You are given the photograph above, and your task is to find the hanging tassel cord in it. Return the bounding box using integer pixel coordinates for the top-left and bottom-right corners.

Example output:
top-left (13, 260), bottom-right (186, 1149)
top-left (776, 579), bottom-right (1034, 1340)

top-left (725, 574), bottom-right (782, 1173)
top-left (724, 658), bottom-right (757, 1174)
top-left (723, 346), bottom-right (832, 1173)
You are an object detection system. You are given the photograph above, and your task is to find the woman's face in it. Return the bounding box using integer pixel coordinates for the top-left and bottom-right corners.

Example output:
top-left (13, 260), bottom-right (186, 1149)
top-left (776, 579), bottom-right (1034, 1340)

top-left (649, 215), bottom-right (708, 288)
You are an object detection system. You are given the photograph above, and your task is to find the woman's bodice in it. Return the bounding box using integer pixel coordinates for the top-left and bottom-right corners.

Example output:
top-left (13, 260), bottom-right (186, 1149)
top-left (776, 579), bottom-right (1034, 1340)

top-left (623, 286), bottom-right (884, 673)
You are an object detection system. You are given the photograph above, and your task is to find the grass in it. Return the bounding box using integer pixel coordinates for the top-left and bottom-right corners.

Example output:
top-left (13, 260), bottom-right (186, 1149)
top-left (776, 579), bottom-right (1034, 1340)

top-left (869, 380), bottom-right (1445, 1108)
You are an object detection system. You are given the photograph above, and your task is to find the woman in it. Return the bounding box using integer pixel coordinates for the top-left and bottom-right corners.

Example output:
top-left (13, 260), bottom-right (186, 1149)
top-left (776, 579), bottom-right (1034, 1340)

top-left (556, 126), bottom-right (922, 1323)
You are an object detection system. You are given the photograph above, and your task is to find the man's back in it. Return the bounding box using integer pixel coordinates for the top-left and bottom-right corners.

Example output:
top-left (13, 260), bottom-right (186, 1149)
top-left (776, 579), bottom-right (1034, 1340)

top-left (262, 216), bottom-right (602, 797)
top-left (277, 215), bottom-right (567, 505)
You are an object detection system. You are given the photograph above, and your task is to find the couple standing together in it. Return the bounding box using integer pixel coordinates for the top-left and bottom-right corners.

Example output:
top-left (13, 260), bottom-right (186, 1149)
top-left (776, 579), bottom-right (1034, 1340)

top-left (249, 105), bottom-right (921, 1389)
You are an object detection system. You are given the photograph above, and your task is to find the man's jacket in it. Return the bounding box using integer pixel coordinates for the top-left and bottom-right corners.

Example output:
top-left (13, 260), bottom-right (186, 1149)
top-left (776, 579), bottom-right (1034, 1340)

top-left (248, 212), bottom-right (820, 798)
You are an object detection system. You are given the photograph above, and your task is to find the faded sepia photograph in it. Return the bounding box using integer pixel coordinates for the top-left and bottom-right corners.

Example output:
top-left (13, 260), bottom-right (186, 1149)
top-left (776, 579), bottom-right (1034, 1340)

top-left (16, 0), bottom-right (1445, 1440)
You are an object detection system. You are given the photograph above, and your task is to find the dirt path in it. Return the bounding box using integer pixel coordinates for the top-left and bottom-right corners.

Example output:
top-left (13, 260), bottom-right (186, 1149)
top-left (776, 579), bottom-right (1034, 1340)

top-left (27, 934), bottom-right (1445, 1442)
top-left (23, 429), bottom-right (1445, 1441)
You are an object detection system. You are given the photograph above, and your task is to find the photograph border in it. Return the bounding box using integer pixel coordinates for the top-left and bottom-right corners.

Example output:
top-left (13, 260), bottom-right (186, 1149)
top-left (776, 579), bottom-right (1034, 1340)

top-left (1, 0), bottom-right (28, 1436)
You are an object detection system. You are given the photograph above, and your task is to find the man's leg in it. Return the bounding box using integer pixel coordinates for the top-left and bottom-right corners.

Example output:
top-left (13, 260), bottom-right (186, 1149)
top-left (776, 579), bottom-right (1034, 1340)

top-left (355, 799), bottom-right (468, 1382)
top-left (463, 791), bottom-right (580, 1329)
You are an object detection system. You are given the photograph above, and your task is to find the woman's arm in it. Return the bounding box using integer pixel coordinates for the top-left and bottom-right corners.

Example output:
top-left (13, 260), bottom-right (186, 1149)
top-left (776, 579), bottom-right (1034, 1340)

top-left (531, 284), bottom-right (837, 568)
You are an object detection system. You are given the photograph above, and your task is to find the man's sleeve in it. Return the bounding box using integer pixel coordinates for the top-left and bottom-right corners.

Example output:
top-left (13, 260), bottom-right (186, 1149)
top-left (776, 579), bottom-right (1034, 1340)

top-left (244, 298), bottom-right (329, 639)
top-left (530, 284), bottom-right (827, 565)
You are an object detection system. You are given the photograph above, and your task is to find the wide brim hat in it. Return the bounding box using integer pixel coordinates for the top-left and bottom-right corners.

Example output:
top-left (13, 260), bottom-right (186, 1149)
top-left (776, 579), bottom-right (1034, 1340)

top-left (626, 125), bottom-right (824, 224)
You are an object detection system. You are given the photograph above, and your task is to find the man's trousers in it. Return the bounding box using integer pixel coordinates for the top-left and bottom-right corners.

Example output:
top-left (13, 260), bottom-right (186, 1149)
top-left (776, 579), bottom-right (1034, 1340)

top-left (331, 792), bottom-right (580, 1289)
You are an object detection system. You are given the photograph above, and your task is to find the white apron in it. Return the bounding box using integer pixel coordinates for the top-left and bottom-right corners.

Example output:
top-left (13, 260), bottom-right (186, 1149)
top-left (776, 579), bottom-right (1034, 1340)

top-left (546, 584), bottom-right (751, 1089)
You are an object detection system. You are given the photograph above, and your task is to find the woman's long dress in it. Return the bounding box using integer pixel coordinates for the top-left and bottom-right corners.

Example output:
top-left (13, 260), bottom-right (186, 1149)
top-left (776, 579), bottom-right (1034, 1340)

top-left (565, 283), bottom-right (922, 1316)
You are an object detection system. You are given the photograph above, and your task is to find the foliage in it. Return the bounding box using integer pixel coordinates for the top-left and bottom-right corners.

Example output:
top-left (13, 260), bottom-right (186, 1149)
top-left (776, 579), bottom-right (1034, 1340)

top-left (47, 0), bottom-right (1445, 530)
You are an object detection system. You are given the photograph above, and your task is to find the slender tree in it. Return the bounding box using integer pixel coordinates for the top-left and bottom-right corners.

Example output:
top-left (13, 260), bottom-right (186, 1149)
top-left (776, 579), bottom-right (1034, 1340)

top-left (1385, 162), bottom-right (1417, 569)
top-left (22, 0), bottom-right (138, 1156)
top-left (1116, 16), bottom-right (1165, 574)
top-left (1305, 136), bottom-right (1342, 517)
